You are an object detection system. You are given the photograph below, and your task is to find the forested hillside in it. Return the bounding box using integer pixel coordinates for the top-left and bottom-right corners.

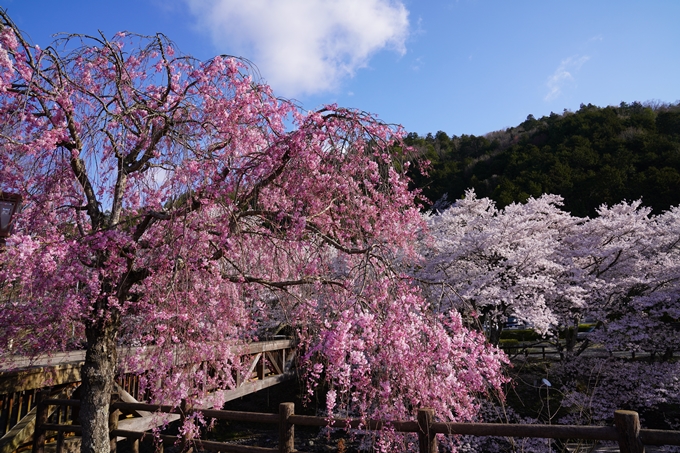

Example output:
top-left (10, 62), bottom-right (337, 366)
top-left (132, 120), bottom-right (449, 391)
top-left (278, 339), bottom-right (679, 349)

top-left (407, 101), bottom-right (680, 216)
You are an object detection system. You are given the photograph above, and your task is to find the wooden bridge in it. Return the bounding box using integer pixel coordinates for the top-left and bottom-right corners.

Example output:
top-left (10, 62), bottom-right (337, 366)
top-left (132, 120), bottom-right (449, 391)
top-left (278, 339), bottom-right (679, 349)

top-left (0, 338), bottom-right (296, 453)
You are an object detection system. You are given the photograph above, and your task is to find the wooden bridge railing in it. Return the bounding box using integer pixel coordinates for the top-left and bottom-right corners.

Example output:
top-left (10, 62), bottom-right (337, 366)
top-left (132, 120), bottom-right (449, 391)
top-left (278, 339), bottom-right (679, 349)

top-left (31, 397), bottom-right (680, 453)
top-left (0, 339), bottom-right (295, 453)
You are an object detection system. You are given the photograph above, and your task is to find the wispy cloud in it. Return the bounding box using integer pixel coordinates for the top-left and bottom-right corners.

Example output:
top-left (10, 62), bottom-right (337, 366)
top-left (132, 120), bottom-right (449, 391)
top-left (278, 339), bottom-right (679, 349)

top-left (544, 55), bottom-right (590, 102)
top-left (184, 0), bottom-right (409, 97)
top-left (411, 56), bottom-right (424, 71)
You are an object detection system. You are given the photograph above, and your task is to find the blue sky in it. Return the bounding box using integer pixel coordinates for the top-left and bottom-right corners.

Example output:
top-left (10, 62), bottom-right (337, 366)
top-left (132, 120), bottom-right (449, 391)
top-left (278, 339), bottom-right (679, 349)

top-left (2, 1), bottom-right (679, 137)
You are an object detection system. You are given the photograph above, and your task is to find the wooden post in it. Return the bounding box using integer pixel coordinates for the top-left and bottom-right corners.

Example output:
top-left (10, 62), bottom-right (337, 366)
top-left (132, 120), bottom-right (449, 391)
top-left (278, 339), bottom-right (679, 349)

top-left (258, 355), bottom-right (266, 380)
top-left (180, 398), bottom-right (188, 424)
top-left (129, 438), bottom-right (140, 453)
top-left (279, 402), bottom-right (294, 453)
top-left (615, 410), bottom-right (645, 453)
top-left (56, 430), bottom-right (64, 453)
top-left (179, 399), bottom-right (194, 453)
top-left (17, 392), bottom-right (24, 422)
top-left (31, 390), bottom-right (49, 453)
top-left (8, 393), bottom-right (15, 431)
top-left (417, 408), bottom-right (437, 453)
top-left (109, 393), bottom-right (120, 453)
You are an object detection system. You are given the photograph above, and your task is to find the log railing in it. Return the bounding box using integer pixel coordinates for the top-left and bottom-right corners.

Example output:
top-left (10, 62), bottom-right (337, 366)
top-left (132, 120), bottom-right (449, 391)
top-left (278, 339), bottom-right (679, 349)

top-left (500, 342), bottom-right (665, 361)
top-left (32, 397), bottom-right (680, 453)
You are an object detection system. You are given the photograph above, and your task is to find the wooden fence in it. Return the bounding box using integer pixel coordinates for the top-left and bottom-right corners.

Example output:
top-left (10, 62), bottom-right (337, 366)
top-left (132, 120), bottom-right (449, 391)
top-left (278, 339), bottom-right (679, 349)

top-left (500, 342), bottom-right (660, 361)
top-left (31, 395), bottom-right (680, 453)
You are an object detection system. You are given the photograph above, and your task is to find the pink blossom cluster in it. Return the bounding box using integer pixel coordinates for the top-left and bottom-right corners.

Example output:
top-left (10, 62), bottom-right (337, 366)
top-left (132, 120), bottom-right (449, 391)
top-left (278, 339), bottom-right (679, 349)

top-left (0, 14), bottom-right (509, 451)
top-left (300, 278), bottom-right (507, 423)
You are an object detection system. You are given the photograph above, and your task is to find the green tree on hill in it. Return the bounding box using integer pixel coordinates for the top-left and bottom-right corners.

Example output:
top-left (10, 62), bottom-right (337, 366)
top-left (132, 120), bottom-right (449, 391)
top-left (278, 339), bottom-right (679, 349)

top-left (408, 101), bottom-right (680, 216)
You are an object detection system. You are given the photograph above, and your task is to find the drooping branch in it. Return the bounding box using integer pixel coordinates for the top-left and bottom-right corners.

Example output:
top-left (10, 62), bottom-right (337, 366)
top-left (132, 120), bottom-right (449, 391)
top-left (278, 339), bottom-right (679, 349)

top-left (70, 152), bottom-right (103, 230)
top-left (225, 274), bottom-right (346, 290)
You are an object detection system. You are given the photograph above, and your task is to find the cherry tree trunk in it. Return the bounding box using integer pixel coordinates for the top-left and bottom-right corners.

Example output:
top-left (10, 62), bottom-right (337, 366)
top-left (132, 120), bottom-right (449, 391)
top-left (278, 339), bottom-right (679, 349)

top-left (488, 323), bottom-right (502, 346)
top-left (564, 326), bottom-right (578, 354)
top-left (80, 322), bottom-right (118, 453)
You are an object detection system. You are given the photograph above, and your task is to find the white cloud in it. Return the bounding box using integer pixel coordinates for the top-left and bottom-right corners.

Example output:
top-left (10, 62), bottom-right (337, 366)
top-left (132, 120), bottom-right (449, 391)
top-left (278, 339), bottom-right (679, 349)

top-left (184, 0), bottom-right (409, 97)
top-left (544, 55), bottom-right (590, 102)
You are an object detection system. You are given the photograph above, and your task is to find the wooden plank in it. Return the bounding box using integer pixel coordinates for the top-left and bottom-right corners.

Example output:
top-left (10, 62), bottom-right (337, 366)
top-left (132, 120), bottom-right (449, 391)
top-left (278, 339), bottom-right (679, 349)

top-left (110, 376), bottom-right (294, 440)
top-left (1, 340), bottom-right (293, 373)
top-left (113, 384), bottom-right (152, 417)
top-left (429, 421), bottom-right (619, 440)
top-left (110, 402), bottom-right (175, 414)
top-left (115, 413), bottom-right (180, 436)
top-left (639, 428), bottom-right (680, 446)
top-left (0, 352), bottom-right (86, 371)
top-left (190, 409), bottom-right (279, 424)
top-left (109, 374), bottom-right (293, 423)
top-left (242, 340), bottom-right (293, 355)
top-left (244, 354), bottom-right (262, 382)
top-left (0, 405), bottom-right (36, 453)
top-left (1, 340), bottom-right (295, 392)
top-left (288, 414), bottom-right (419, 431)
top-left (217, 372), bottom-right (295, 404)
top-left (265, 352), bottom-right (282, 375)
top-left (0, 364), bottom-right (82, 394)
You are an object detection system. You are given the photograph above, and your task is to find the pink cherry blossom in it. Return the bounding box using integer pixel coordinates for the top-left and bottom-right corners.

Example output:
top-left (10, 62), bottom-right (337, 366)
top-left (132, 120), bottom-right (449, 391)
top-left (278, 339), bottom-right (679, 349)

top-left (0, 12), bottom-right (507, 453)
